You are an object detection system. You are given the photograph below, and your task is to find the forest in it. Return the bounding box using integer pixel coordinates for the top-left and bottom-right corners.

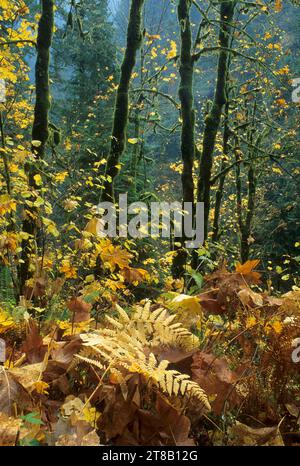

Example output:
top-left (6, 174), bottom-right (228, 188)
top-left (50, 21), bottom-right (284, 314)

top-left (0, 0), bottom-right (299, 448)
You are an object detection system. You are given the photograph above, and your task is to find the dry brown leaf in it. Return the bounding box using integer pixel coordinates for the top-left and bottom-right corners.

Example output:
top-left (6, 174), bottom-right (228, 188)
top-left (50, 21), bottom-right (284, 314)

top-left (55, 429), bottom-right (99, 446)
top-left (0, 412), bottom-right (22, 446)
top-left (55, 433), bottom-right (78, 446)
top-left (0, 369), bottom-right (32, 415)
top-left (121, 267), bottom-right (149, 284)
top-left (9, 363), bottom-right (43, 391)
top-left (286, 403), bottom-right (300, 425)
top-left (228, 421), bottom-right (284, 446)
top-left (67, 297), bottom-right (92, 323)
top-left (192, 352), bottom-right (244, 415)
top-left (80, 430), bottom-right (100, 446)
top-left (238, 288), bottom-right (264, 307)
top-left (22, 319), bottom-right (47, 363)
top-left (280, 287), bottom-right (300, 316)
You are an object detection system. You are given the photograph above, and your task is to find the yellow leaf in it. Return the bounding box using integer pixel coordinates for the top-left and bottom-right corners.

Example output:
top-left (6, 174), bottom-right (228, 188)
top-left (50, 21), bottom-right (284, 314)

top-left (167, 40), bottom-right (177, 59)
top-left (31, 380), bottom-right (49, 395)
top-left (85, 217), bottom-right (102, 235)
top-left (272, 320), bottom-right (283, 334)
top-left (246, 316), bottom-right (257, 329)
top-left (0, 308), bottom-right (15, 334)
top-left (31, 140), bottom-right (42, 147)
top-left (236, 260), bottom-right (261, 283)
top-left (171, 294), bottom-right (202, 315)
top-left (274, 0), bottom-right (282, 12)
top-left (34, 174), bottom-right (42, 186)
top-left (54, 171), bottom-right (68, 183)
top-left (82, 407), bottom-right (101, 427)
top-left (272, 167), bottom-right (283, 175)
top-left (128, 138), bottom-right (138, 145)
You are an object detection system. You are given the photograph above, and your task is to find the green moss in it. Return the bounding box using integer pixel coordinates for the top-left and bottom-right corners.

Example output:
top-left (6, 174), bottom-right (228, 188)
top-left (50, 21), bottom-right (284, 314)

top-left (102, 0), bottom-right (145, 202)
top-left (19, 0), bottom-right (54, 295)
top-left (197, 1), bottom-right (235, 241)
top-left (172, 0), bottom-right (195, 278)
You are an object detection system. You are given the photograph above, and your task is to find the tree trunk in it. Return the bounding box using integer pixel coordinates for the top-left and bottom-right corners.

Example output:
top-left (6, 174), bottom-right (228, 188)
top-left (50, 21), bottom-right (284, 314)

top-left (19, 0), bottom-right (54, 295)
top-left (241, 164), bottom-right (256, 262)
top-left (236, 97), bottom-right (257, 263)
top-left (101, 0), bottom-right (145, 202)
top-left (197, 0), bottom-right (235, 241)
top-left (212, 99), bottom-right (230, 242)
top-left (235, 143), bottom-right (257, 263)
top-left (172, 0), bottom-right (195, 278)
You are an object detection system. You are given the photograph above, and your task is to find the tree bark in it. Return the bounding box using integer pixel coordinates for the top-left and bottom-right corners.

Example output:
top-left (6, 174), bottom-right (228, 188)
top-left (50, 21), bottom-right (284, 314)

top-left (19, 0), bottom-right (54, 295)
top-left (101, 0), bottom-right (145, 202)
top-left (235, 141), bottom-right (257, 263)
top-left (172, 0), bottom-right (195, 278)
top-left (240, 163), bottom-right (256, 262)
top-left (212, 99), bottom-right (230, 242)
top-left (197, 0), bottom-right (235, 241)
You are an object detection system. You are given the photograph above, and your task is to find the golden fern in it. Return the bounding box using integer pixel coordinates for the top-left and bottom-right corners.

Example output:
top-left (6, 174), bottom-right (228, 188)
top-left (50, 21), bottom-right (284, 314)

top-left (107, 300), bottom-right (199, 351)
top-left (76, 346), bottom-right (210, 413)
top-left (76, 301), bottom-right (210, 415)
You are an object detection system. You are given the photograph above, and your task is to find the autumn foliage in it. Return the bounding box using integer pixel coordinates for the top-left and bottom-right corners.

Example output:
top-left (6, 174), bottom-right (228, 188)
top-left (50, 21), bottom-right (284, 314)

top-left (0, 0), bottom-right (300, 448)
top-left (0, 258), bottom-right (299, 446)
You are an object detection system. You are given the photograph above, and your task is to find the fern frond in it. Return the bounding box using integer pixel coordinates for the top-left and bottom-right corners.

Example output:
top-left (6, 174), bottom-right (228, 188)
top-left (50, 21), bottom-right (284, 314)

top-left (125, 302), bottom-right (199, 351)
top-left (76, 300), bottom-right (210, 415)
top-left (75, 353), bottom-right (104, 370)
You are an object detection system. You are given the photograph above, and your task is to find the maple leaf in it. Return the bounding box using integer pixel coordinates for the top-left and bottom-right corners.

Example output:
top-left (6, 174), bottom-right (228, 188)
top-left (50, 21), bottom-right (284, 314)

top-left (235, 259), bottom-right (261, 283)
top-left (67, 297), bottom-right (92, 323)
top-left (59, 260), bottom-right (77, 278)
top-left (168, 294), bottom-right (203, 325)
top-left (0, 194), bottom-right (17, 216)
top-left (99, 242), bottom-right (132, 271)
top-left (121, 267), bottom-right (149, 284)
top-left (22, 320), bottom-right (46, 363)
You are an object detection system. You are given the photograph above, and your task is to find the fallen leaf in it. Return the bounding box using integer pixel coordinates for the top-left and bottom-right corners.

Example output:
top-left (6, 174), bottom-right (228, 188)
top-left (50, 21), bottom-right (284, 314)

top-left (236, 260), bottom-right (261, 284)
top-left (228, 421), bottom-right (284, 446)
top-left (0, 412), bottom-right (22, 446)
top-left (67, 297), bottom-right (92, 323)
top-left (22, 320), bottom-right (47, 363)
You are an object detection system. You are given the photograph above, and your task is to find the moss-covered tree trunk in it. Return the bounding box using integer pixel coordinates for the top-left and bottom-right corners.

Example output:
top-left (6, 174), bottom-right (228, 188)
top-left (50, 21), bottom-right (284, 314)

top-left (197, 0), bottom-right (235, 241)
top-left (237, 96), bottom-right (258, 263)
top-left (212, 99), bottom-right (230, 242)
top-left (19, 0), bottom-right (54, 295)
top-left (240, 163), bottom-right (256, 262)
top-left (235, 141), bottom-right (243, 237)
top-left (235, 142), bottom-right (257, 263)
top-left (101, 0), bottom-right (145, 202)
top-left (172, 0), bottom-right (195, 278)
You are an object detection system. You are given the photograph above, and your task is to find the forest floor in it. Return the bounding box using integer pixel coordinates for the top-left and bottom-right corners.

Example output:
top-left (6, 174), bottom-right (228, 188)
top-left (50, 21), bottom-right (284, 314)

top-left (1, 259), bottom-right (300, 446)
